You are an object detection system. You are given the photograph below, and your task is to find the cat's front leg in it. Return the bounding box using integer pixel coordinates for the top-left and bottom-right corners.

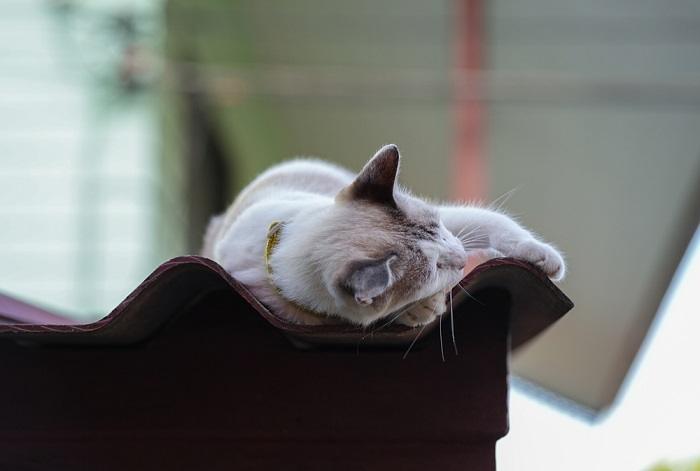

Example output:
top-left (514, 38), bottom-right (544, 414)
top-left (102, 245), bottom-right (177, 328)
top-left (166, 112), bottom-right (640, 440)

top-left (395, 292), bottom-right (446, 327)
top-left (438, 205), bottom-right (566, 281)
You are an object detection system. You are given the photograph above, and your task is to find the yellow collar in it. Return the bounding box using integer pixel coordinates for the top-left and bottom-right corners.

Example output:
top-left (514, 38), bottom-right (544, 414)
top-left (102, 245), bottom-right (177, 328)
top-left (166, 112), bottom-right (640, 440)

top-left (264, 221), bottom-right (285, 277)
top-left (264, 221), bottom-right (326, 320)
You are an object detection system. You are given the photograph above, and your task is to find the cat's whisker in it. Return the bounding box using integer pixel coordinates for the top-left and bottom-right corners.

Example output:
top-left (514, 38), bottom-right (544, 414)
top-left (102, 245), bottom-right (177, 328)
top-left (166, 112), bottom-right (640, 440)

top-left (461, 242), bottom-right (490, 253)
top-left (402, 322), bottom-right (428, 360)
top-left (361, 307), bottom-right (408, 340)
top-left (457, 225), bottom-right (480, 240)
top-left (402, 295), bottom-right (441, 360)
top-left (456, 225), bottom-right (470, 239)
top-left (459, 233), bottom-right (488, 248)
top-left (458, 283), bottom-right (485, 306)
top-left (458, 229), bottom-right (486, 241)
top-left (355, 309), bottom-right (405, 353)
top-left (459, 236), bottom-right (489, 247)
top-left (356, 306), bottom-right (410, 355)
top-left (459, 230), bottom-right (486, 240)
top-left (488, 187), bottom-right (519, 213)
top-left (449, 289), bottom-right (458, 356)
top-left (438, 299), bottom-right (445, 362)
top-left (455, 223), bottom-right (473, 237)
top-left (456, 226), bottom-right (484, 246)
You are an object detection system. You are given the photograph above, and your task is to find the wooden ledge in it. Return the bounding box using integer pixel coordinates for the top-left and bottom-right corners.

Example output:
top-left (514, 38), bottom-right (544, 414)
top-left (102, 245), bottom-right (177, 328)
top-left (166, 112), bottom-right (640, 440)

top-left (0, 256), bottom-right (572, 350)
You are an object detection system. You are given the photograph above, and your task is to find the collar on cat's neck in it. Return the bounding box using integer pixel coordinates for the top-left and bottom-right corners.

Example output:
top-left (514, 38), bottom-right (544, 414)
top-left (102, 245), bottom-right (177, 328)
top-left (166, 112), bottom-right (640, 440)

top-left (264, 221), bottom-right (327, 320)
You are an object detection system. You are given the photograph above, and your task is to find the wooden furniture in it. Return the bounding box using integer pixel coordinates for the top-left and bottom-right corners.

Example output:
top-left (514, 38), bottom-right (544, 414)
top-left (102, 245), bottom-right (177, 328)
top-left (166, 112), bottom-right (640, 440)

top-left (0, 256), bottom-right (572, 470)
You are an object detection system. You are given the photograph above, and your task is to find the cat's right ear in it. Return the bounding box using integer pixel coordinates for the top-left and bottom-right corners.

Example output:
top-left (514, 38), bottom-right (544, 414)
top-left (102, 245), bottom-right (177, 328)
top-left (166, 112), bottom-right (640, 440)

top-left (343, 255), bottom-right (397, 306)
top-left (336, 144), bottom-right (400, 208)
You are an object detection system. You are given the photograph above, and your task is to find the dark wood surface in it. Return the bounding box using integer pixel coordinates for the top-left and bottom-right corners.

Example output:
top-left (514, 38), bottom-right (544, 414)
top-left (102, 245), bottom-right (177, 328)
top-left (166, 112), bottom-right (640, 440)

top-left (0, 257), bottom-right (572, 470)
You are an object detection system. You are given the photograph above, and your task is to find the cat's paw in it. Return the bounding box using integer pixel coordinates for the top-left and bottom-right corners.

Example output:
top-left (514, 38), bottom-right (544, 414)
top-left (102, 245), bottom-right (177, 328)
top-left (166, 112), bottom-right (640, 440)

top-left (506, 238), bottom-right (566, 281)
top-left (396, 292), bottom-right (447, 327)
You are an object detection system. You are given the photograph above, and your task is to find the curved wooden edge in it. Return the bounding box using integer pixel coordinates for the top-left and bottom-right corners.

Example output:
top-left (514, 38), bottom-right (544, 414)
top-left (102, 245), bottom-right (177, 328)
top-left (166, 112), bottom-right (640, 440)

top-left (0, 256), bottom-right (572, 350)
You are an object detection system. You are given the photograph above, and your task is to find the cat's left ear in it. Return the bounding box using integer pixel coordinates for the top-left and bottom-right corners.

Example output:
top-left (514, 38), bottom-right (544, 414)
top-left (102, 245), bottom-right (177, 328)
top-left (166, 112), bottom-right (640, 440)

top-left (336, 144), bottom-right (400, 208)
top-left (343, 255), bottom-right (397, 306)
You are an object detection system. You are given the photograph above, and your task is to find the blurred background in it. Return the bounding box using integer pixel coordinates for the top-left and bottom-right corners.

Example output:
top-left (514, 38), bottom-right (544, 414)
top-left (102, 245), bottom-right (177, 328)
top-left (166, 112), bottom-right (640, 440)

top-left (1, 0), bottom-right (699, 469)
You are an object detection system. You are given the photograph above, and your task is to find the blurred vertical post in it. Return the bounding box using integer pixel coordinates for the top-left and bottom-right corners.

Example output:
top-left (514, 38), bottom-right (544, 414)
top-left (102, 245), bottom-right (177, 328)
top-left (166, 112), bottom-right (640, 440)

top-left (452, 0), bottom-right (486, 202)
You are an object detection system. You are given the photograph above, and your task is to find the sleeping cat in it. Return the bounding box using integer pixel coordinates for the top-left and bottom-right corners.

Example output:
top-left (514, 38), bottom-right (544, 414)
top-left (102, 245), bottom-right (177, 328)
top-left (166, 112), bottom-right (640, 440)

top-left (202, 144), bottom-right (565, 327)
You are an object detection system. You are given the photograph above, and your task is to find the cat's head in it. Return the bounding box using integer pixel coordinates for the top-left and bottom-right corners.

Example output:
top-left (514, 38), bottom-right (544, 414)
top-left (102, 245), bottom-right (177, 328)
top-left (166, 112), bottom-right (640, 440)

top-left (314, 145), bottom-right (467, 326)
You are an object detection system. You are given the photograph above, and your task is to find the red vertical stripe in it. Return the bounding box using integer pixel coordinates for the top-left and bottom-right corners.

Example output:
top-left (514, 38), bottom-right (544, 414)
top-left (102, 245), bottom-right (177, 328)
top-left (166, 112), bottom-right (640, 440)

top-left (452, 0), bottom-right (487, 202)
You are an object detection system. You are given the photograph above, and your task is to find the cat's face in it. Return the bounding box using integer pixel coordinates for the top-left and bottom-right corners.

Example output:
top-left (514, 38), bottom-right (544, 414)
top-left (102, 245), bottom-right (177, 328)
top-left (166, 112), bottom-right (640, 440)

top-left (321, 145), bottom-right (467, 326)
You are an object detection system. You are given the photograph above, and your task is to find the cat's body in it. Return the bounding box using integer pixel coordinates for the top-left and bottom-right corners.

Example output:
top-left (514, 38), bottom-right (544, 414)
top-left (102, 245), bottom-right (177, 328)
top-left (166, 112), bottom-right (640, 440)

top-left (203, 145), bottom-right (565, 327)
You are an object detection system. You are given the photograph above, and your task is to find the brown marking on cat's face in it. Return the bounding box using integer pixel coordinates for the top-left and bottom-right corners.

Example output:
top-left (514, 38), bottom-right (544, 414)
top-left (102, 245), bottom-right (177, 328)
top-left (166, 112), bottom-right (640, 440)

top-left (325, 145), bottom-right (467, 325)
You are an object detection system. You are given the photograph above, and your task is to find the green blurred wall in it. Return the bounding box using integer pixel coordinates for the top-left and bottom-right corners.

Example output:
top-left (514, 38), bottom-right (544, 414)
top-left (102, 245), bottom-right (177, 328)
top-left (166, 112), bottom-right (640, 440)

top-left (162, 0), bottom-right (455, 248)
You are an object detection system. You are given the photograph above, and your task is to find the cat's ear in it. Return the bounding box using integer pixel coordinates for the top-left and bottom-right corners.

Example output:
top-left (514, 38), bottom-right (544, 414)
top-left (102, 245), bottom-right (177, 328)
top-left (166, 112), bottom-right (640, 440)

top-left (336, 144), bottom-right (400, 208)
top-left (343, 255), bottom-right (397, 306)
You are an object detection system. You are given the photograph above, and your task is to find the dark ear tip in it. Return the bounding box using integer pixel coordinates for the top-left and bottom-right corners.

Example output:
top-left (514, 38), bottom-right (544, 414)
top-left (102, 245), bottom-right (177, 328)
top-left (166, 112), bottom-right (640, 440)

top-left (375, 144), bottom-right (400, 167)
top-left (382, 144), bottom-right (399, 155)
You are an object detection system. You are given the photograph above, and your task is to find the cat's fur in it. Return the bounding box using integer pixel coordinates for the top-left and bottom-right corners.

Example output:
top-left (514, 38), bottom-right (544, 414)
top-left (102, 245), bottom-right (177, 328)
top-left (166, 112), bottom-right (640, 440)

top-left (202, 145), bottom-right (565, 327)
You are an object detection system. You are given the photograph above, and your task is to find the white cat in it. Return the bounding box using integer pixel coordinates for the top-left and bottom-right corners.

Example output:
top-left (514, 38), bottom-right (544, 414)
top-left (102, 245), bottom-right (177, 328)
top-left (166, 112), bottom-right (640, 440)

top-left (203, 145), bottom-right (565, 327)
